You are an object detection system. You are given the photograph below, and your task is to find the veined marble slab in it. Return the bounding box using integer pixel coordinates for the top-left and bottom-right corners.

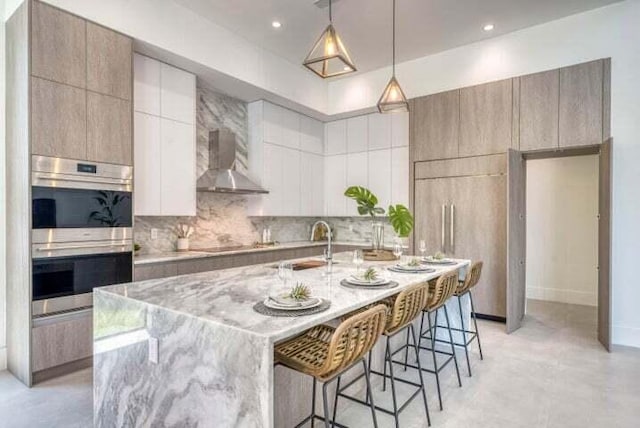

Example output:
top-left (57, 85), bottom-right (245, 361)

top-left (94, 252), bottom-right (469, 427)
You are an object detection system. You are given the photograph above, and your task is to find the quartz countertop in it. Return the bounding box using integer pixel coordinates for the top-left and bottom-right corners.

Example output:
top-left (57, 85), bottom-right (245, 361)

top-left (133, 240), bottom-right (370, 265)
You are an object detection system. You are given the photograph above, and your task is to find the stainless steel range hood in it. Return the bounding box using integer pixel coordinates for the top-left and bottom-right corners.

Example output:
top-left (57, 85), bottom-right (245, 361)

top-left (197, 129), bottom-right (268, 194)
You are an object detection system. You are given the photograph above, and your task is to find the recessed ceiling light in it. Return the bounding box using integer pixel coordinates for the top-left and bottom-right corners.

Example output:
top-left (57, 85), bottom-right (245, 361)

top-left (272, 21), bottom-right (282, 29)
top-left (483, 23), bottom-right (494, 32)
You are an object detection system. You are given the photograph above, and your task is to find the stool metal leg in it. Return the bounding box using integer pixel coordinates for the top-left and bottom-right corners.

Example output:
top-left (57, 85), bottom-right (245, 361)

top-left (410, 323), bottom-right (431, 426)
top-left (385, 337), bottom-right (401, 428)
top-left (331, 376), bottom-right (341, 427)
top-left (311, 378), bottom-right (317, 428)
top-left (403, 328), bottom-right (410, 371)
top-left (362, 359), bottom-right (379, 428)
top-left (427, 310), bottom-right (443, 410)
top-left (458, 294), bottom-right (472, 377)
top-left (443, 305), bottom-right (462, 387)
top-left (469, 291), bottom-right (484, 360)
top-left (322, 381), bottom-right (331, 428)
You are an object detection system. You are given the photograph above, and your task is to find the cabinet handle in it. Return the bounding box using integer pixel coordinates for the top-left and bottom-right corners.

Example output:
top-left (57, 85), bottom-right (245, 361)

top-left (450, 204), bottom-right (455, 253)
top-left (441, 204), bottom-right (446, 253)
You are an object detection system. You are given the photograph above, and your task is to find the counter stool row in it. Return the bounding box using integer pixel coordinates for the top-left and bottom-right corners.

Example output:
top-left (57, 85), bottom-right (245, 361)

top-left (274, 261), bottom-right (485, 427)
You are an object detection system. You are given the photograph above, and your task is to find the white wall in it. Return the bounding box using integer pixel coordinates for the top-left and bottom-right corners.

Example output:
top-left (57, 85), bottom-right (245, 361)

top-left (526, 156), bottom-right (599, 306)
top-left (330, 0), bottom-right (640, 348)
top-left (1, 0), bottom-right (8, 370)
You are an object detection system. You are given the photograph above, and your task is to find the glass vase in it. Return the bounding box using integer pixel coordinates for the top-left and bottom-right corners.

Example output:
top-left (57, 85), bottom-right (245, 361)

top-left (371, 221), bottom-right (385, 251)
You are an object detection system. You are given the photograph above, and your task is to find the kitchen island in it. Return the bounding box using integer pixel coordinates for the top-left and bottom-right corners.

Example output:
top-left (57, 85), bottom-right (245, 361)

top-left (94, 252), bottom-right (469, 427)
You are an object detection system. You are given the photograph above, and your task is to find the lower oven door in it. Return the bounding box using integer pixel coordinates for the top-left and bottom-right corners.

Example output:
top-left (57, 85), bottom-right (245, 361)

top-left (32, 251), bottom-right (133, 317)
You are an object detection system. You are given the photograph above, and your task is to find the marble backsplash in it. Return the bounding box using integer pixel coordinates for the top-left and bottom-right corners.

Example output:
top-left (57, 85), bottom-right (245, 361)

top-left (134, 86), bottom-right (400, 254)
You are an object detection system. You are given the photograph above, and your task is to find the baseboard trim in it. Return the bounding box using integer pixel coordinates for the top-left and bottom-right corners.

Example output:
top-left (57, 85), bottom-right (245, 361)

top-left (475, 313), bottom-right (506, 323)
top-left (526, 286), bottom-right (597, 306)
top-left (32, 356), bottom-right (93, 384)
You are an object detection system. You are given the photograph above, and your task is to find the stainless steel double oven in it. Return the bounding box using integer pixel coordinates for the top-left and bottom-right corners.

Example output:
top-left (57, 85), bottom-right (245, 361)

top-left (31, 156), bottom-right (133, 317)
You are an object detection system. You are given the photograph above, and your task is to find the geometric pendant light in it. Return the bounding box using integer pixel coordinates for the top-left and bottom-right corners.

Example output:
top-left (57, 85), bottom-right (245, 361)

top-left (377, 0), bottom-right (409, 113)
top-left (303, 0), bottom-right (357, 78)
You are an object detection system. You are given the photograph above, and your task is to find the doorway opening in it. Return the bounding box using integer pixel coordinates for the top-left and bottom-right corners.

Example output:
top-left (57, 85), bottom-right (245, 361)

top-left (525, 154), bottom-right (599, 313)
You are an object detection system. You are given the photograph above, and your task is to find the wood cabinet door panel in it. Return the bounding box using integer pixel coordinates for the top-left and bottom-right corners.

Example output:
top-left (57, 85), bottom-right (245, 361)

top-left (87, 92), bottom-right (132, 165)
top-left (87, 22), bottom-right (132, 100)
top-left (559, 60), bottom-right (603, 148)
top-left (519, 70), bottom-right (559, 151)
top-left (413, 179), bottom-right (450, 256)
top-left (412, 90), bottom-right (459, 161)
top-left (31, 77), bottom-right (86, 160)
top-left (32, 312), bottom-right (92, 372)
top-left (31, 0), bottom-right (86, 88)
top-left (459, 80), bottom-right (512, 156)
top-left (450, 174), bottom-right (507, 318)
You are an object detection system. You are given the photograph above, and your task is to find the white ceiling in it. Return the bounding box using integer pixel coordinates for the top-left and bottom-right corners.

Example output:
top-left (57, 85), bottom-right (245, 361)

top-left (172, 0), bottom-right (621, 74)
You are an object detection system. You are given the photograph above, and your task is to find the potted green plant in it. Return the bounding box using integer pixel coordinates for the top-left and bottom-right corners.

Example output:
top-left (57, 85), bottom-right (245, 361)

top-left (344, 186), bottom-right (414, 253)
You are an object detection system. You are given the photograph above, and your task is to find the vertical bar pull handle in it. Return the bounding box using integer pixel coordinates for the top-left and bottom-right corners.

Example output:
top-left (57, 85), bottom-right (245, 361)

top-left (441, 204), bottom-right (446, 253)
top-left (450, 204), bottom-right (455, 253)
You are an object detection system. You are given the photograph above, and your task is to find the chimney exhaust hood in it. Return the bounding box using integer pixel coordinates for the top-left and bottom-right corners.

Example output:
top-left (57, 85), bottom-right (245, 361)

top-left (196, 129), bottom-right (268, 194)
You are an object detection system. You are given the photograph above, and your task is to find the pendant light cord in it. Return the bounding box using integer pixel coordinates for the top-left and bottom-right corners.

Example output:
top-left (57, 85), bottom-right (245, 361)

top-left (392, 0), bottom-right (396, 76)
top-left (329, 0), bottom-right (332, 23)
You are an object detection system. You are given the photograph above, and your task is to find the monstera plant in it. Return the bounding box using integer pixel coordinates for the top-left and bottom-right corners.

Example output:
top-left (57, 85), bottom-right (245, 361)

top-left (344, 186), bottom-right (414, 249)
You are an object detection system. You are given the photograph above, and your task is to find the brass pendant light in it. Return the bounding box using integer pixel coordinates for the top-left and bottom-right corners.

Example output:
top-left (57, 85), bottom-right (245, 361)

top-left (303, 0), bottom-right (357, 78)
top-left (377, 0), bottom-right (408, 113)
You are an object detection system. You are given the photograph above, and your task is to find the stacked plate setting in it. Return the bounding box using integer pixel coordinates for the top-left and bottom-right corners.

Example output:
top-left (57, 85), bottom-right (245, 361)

top-left (343, 274), bottom-right (391, 287)
top-left (421, 256), bottom-right (457, 265)
top-left (263, 294), bottom-right (322, 311)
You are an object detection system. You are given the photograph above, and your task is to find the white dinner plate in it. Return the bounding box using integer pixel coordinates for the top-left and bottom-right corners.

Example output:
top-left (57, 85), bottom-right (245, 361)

top-left (345, 276), bottom-right (390, 286)
top-left (393, 263), bottom-right (433, 272)
top-left (421, 257), bottom-right (456, 265)
top-left (263, 297), bottom-right (321, 311)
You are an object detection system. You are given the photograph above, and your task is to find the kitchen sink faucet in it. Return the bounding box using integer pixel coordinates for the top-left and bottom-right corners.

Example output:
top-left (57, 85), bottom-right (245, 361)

top-left (310, 220), bottom-right (333, 268)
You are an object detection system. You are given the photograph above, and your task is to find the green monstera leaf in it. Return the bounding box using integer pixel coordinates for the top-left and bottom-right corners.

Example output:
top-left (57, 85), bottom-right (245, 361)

top-left (344, 186), bottom-right (386, 217)
top-left (388, 204), bottom-right (414, 237)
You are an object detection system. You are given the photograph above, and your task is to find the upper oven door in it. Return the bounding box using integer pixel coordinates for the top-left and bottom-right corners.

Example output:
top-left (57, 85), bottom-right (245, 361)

top-left (31, 155), bottom-right (133, 229)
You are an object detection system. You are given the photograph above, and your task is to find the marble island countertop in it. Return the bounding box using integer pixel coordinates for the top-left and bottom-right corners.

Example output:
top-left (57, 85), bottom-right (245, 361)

top-left (94, 252), bottom-right (470, 427)
top-left (133, 240), bottom-right (370, 265)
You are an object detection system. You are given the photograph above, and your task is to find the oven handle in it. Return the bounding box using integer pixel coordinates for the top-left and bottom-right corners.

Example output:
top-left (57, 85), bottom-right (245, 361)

top-left (33, 172), bottom-right (131, 186)
top-left (35, 242), bottom-right (131, 252)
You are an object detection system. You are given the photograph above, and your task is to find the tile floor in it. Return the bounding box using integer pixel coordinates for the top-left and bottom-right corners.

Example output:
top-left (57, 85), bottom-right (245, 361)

top-left (0, 299), bottom-right (639, 428)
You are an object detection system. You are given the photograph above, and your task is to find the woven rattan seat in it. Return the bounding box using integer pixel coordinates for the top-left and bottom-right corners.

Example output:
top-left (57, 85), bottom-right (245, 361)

top-left (276, 305), bottom-right (387, 382)
top-left (455, 261), bottom-right (483, 296)
top-left (425, 270), bottom-right (459, 312)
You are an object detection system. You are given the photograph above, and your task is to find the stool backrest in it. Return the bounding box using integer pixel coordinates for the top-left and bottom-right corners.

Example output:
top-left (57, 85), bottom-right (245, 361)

top-left (457, 261), bottom-right (483, 295)
top-left (321, 304), bottom-right (387, 377)
top-left (427, 269), bottom-right (459, 310)
top-left (387, 282), bottom-right (429, 334)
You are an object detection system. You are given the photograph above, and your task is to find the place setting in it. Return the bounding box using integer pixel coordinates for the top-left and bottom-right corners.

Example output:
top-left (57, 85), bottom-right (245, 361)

top-left (253, 261), bottom-right (331, 317)
top-left (417, 240), bottom-right (458, 266)
top-left (339, 250), bottom-right (400, 289)
top-left (385, 242), bottom-right (437, 274)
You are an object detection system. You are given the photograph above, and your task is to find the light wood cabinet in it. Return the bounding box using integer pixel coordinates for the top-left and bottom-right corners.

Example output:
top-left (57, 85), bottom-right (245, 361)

top-left (413, 156), bottom-right (507, 318)
top-left (31, 0), bottom-right (86, 88)
top-left (411, 90), bottom-right (459, 161)
top-left (32, 310), bottom-right (92, 373)
top-left (31, 77), bottom-right (86, 160)
top-left (87, 92), bottom-right (132, 165)
top-left (459, 79), bottom-right (512, 156)
top-left (559, 60), bottom-right (603, 148)
top-left (87, 22), bottom-right (132, 100)
top-left (519, 70), bottom-right (559, 151)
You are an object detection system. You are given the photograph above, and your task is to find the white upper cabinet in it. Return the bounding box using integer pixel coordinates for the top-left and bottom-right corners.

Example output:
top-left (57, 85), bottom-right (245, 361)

top-left (300, 152), bottom-right (325, 216)
top-left (326, 120), bottom-right (347, 155)
top-left (391, 146), bottom-right (409, 206)
top-left (160, 63), bottom-right (196, 124)
top-left (300, 116), bottom-right (324, 154)
top-left (263, 102), bottom-right (282, 145)
top-left (368, 113), bottom-right (392, 150)
top-left (133, 55), bottom-right (196, 216)
top-left (325, 154), bottom-right (347, 216)
top-left (133, 54), bottom-right (160, 116)
top-left (391, 112), bottom-right (409, 147)
top-left (281, 108), bottom-right (300, 149)
top-left (347, 116), bottom-right (368, 153)
top-left (160, 118), bottom-right (196, 216)
top-left (134, 112), bottom-right (161, 215)
top-left (368, 149), bottom-right (392, 210)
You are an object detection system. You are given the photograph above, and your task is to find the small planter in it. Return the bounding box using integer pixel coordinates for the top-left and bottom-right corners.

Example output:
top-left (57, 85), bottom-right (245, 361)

top-left (176, 238), bottom-right (190, 252)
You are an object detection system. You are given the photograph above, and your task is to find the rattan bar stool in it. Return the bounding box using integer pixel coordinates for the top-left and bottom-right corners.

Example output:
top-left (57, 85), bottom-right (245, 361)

top-left (417, 269), bottom-right (462, 411)
top-left (452, 261), bottom-right (484, 376)
top-left (274, 304), bottom-right (387, 428)
top-left (337, 282), bottom-right (431, 428)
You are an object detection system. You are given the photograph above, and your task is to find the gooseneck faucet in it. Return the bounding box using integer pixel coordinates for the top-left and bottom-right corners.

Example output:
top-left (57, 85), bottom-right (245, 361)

top-left (310, 220), bottom-right (333, 264)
